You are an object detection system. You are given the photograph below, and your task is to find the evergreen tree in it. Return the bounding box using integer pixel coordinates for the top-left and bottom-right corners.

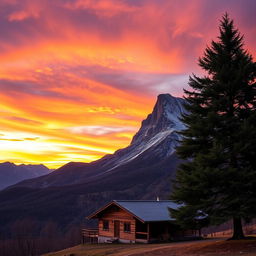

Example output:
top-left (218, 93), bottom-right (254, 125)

top-left (171, 13), bottom-right (256, 239)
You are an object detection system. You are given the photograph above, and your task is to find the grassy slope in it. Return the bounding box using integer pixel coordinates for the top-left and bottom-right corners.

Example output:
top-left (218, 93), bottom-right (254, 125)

top-left (43, 238), bottom-right (256, 256)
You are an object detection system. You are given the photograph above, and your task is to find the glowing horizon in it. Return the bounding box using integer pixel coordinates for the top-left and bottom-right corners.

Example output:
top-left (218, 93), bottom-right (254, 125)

top-left (0, 0), bottom-right (255, 168)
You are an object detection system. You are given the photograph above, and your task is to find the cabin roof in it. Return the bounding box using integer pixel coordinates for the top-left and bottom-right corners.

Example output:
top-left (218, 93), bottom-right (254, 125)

top-left (87, 200), bottom-right (179, 222)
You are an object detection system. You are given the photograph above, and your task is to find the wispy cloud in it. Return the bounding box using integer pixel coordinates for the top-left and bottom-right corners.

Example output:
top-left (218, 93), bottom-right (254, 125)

top-left (8, 9), bottom-right (39, 21)
top-left (67, 125), bottom-right (137, 136)
top-left (64, 0), bottom-right (139, 17)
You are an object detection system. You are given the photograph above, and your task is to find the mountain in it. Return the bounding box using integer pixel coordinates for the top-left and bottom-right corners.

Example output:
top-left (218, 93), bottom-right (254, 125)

top-left (0, 162), bottom-right (52, 190)
top-left (0, 94), bottom-right (186, 231)
top-left (12, 94), bottom-right (186, 189)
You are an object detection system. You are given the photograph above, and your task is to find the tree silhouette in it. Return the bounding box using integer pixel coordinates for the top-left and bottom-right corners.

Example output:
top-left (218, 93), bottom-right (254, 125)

top-left (171, 13), bottom-right (256, 239)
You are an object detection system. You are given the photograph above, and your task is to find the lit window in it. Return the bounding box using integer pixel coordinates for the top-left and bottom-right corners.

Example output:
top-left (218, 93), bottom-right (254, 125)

top-left (103, 220), bottom-right (109, 230)
top-left (124, 222), bottom-right (131, 233)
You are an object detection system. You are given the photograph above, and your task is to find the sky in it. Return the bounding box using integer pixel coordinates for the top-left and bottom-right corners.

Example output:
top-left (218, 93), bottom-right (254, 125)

top-left (0, 0), bottom-right (255, 168)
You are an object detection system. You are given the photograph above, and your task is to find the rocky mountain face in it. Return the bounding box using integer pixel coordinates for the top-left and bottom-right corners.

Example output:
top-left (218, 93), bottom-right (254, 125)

top-left (0, 93), bottom-right (186, 230)
top-left (132, 93), bottom-right (185, 144)
top-left (97, 94), bottom-right (186, 171)
top-left (0, 162), bottom-right (51, 190)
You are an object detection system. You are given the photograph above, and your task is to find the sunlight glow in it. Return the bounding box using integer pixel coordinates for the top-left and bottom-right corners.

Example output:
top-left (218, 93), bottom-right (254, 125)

top-left (0, 0), bottom-right (255, 168)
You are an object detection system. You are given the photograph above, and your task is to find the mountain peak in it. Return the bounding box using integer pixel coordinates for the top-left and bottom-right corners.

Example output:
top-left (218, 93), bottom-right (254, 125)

top-left (157, 93), bottom-right (175, 100)
top-left (131, 94), bottom-right (186, 145)
top-left (156, 93), bottom-right (184, 114)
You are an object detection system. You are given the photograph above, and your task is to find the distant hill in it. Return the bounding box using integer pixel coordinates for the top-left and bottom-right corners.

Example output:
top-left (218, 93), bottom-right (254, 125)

top-left (0, 162), bottom-right (52, 190)
top-left (0, 94), bottom-right (186, 230)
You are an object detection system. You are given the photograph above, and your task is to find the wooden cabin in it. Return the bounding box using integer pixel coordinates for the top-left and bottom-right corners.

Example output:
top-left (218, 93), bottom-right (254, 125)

top-left (84, 200), bottom-right (198, 243)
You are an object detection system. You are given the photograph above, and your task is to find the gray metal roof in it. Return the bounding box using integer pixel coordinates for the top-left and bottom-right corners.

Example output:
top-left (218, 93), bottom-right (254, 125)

top-left (114, 200), bottom-right (179, 222)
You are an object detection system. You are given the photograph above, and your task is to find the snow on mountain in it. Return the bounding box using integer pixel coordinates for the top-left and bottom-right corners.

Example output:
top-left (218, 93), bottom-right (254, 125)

top-left (131, 93), bottom-right (186, 144)
top-left (97, 94), bottom-right (187, 172)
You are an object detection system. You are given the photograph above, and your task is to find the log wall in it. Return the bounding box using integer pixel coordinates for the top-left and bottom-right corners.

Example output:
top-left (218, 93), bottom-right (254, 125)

top-left (98, 207), bottom-right (136, 241)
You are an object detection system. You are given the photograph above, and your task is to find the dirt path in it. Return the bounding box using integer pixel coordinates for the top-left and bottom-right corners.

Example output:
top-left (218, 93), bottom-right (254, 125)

top-left (126, 239), bottom-right (256, 256)
top-left (44, 238), bottom-right (256, 256)
top-left (114, 239), bottom-right (221, 256)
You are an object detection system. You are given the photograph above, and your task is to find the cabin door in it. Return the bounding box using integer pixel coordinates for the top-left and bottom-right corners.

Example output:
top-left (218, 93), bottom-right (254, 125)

top-left (114, 220), bottom-right (120, 238)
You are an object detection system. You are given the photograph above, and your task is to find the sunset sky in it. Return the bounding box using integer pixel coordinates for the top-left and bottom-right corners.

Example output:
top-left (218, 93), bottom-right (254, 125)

top-left (0, 0), bottom-right (255, 168)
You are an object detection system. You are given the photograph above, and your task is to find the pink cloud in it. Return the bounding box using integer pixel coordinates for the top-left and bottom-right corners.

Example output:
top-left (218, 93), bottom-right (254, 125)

top-left (7, 0), bottom-right (43, 21)
top-left (8, 9), bottom-right (39, 21)
top-left (64, 0), bottom-right (139, 17)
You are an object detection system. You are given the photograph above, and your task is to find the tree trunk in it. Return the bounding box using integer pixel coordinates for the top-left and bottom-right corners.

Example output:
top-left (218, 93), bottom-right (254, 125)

top-left (231, 217), bottom-right (245, 240)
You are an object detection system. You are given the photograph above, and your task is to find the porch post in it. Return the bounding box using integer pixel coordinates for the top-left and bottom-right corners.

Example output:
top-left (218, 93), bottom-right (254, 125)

top-left (147, 223), bottom-right (150, 242)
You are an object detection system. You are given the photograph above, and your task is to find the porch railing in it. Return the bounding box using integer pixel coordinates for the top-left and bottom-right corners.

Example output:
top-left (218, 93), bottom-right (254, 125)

top-left (82, 228), bottom-right (99, 244)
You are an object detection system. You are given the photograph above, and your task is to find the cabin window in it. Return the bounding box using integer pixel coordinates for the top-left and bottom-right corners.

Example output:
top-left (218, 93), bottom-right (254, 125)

top-left (124, 222), bottom-right (131, 233)
top-left (103, 220), bottom-right (109, 231)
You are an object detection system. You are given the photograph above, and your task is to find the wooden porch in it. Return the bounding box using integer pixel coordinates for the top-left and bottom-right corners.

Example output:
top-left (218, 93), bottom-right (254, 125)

top-left (82, 221), bottom-right (176, 244)
top-left (82, 228), bottom-right (99, 244)
top-left (135, 221), bottom-right (150, 243)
